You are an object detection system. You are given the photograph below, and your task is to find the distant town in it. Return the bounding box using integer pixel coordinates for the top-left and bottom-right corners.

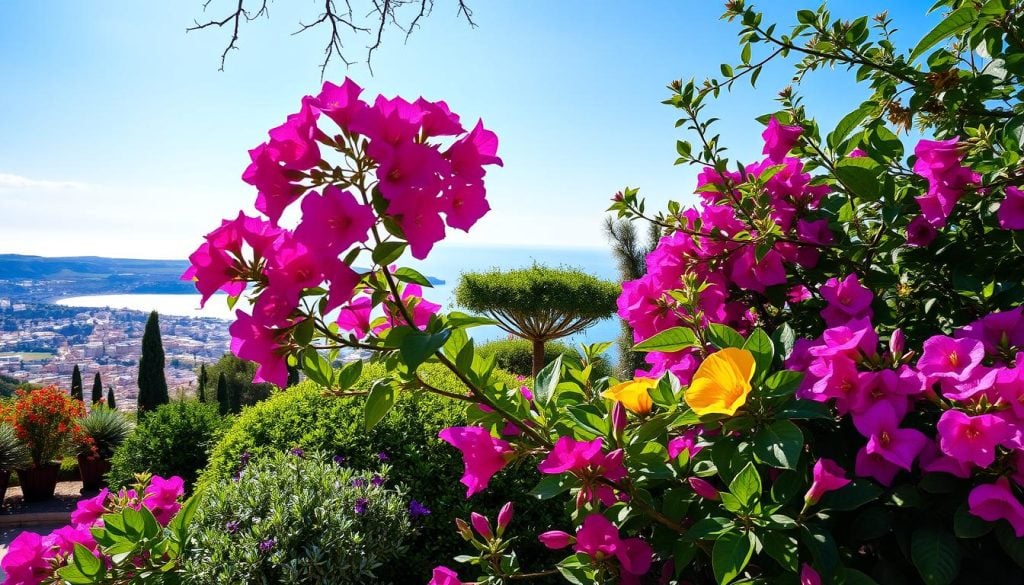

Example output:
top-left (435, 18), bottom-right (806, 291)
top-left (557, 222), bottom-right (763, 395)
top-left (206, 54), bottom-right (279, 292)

top-left (0, 254), bottom-right (237, 410)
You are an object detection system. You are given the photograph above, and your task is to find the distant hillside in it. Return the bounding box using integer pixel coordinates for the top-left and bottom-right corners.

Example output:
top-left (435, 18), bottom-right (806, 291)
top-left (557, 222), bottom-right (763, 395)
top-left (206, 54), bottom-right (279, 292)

top-left (0, 254), bottom-right (443, 302)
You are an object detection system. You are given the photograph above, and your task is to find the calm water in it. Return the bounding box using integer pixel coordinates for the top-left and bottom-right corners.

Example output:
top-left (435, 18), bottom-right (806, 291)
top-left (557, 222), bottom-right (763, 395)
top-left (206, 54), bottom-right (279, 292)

top-left (56, 245), bottom-right (625, 351)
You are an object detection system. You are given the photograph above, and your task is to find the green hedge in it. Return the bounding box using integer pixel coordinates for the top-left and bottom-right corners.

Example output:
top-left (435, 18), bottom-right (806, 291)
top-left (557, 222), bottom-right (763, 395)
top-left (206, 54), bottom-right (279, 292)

top-left (476, 338), bottom-right (612, 379)
top-left (199, 362), bottom-right (567, 584)
top-left (107, 400), bottom-right (228, 491)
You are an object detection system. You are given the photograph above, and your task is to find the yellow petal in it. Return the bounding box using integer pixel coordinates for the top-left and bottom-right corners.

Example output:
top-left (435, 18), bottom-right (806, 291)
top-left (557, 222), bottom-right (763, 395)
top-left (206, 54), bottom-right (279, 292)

top-left (685, 348), bottom-right (755, 417)
top-left (603, 378), bottom-right (655, 415)
top-left (719, 347), bottom-right (756, 383)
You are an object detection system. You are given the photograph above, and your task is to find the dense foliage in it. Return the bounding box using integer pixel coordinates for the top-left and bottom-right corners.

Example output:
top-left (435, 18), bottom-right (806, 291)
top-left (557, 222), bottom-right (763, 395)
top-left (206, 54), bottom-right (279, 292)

top-left (107, 400), bottom-right (227, 490)
top-left (187, 451), bottom-right (411, 584)
top-left (201, 353), bottom-right (276, 409)
top-left (200, 362), bottom-right (567, 582)
top-left (476, 338), bottom-right (611, 379)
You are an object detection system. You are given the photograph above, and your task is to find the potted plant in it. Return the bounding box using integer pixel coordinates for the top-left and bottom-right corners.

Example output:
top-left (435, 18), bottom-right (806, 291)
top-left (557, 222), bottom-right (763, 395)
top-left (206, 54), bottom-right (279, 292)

top-left (10, 386), bottom-right (87, 501)
top-left (0, 423), bottom-right (29, 502)
top-left (77, 405), bottom-right (132, 491)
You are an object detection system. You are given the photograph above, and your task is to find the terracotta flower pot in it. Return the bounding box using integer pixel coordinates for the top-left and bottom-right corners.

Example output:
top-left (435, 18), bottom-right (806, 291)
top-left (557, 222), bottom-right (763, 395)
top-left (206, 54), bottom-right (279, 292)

top-left (17, 463), bottom-right (60, 502)
top-left (77, 454), bottom-right (111, 492)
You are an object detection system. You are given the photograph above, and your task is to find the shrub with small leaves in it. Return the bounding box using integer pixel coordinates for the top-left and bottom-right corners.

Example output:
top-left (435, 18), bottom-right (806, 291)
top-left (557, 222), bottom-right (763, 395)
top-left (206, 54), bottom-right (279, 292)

top-left (186, 450), bottom-right (411, 585)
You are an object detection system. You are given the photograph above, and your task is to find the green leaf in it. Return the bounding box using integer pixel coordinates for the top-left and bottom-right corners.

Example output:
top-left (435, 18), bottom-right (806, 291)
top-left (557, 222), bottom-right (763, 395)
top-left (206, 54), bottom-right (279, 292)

top-left (301, 350), bottom-right (334, 388)
top-left (828, 102), bottom-right (873, 149)
top-left (801, 523), bottom-right (839, 574)
top-left (169, 494), bottom-right (200, 542)
top-left (840, 568), bottom-right (881, 585)
top-left (56, 564), bottom-right (94, 585)
top-left (998, 523), bottom-right (1024, 568)
top-left (446, 311), bottom-right (497, 328)
top-left (953, 503), bottom-right (992, 539)
top-left (533, 354), bottom-right (563, 406)
top-left (835, 157), bottom-right (882, 201)
top-left (364, 378), bottom-right (397, 430)
top-left (684, 517), bottom-right (734, 541)
top-left (399, 329), bottom-right (451, 370)
top-left (371, 241), bottom-right (407, 266)
top-left (761, 370), bottom-right (803, 399)
top-left (73, 542), bottom-right (103, 577)
top-left (771, 323), bottom-right (797, 361)
top-left (708, 324), bottom-right (745, 349)
top-left (752, 420), bottom-right (803, 469)
top-left (818, 479), bottom-right (882, 512)
top-left (728, 462), bottom-right (762, 508)
top-left (337, 359), bottom-right (363, 390)
top-left (909, 6), bottom-right (977, 62)
top-left (634, 327), bottom-right (698, 352)
top-left (762, 532), bottom-right (798, 572)
top-left (911, 528), bottom-right (961, 585)
top-left (528, 474), bottom-right (577, 500)
top-left (393, 267), bottom-right (433, 287)
top-left (742, 328), bottom-right (774, 380)
top-left (712, 530), bottom-right (755, 584)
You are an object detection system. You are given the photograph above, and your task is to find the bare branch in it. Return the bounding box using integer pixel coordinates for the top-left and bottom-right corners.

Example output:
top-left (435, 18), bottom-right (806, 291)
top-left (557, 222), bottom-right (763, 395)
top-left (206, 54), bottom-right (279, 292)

top-left (186, 0), bottom-right (270, 71)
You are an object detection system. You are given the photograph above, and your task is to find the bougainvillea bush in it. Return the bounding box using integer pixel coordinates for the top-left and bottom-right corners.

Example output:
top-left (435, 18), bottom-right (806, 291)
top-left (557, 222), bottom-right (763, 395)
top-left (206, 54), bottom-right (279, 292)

top-left (169, 1), bottom-right (1024, 584)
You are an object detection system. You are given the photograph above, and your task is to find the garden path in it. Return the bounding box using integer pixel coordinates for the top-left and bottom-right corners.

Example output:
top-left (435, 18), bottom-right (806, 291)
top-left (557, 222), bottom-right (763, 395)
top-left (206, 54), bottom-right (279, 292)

top-left (0, 481), bottom-right (88, 579)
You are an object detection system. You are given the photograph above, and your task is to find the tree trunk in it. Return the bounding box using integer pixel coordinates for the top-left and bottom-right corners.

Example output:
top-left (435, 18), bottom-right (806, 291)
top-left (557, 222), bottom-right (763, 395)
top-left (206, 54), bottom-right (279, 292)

top-left (532, 338), bottom-right (546, 379)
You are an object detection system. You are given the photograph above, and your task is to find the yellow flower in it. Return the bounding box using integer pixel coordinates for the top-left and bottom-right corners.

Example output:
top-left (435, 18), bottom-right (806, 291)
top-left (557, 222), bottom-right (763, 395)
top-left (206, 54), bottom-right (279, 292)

top-left (684, 348), bottom-right (756, 417)
top-left (602, 377), bottom-right (656, 415)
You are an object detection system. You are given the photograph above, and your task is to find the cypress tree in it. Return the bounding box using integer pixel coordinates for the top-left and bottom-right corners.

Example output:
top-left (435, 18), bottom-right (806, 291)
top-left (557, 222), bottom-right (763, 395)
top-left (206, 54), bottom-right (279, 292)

top-left (197, 364), bottom-right (208, 403)
top-left (91, 372), bottom-right (103, 404)
top-left (107, 386), bottom-right (116, 410)
top-left (216, 372), bottom-right (228, 416)
top-left (70, 365), bottom-right (83, 401)
top-left (137, 311), bottom-right (169, 416)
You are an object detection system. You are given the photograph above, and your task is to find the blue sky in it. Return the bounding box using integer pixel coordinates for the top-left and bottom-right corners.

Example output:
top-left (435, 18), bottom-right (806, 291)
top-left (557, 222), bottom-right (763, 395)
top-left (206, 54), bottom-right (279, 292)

top-left (0, 1), bottom-right (937, 259)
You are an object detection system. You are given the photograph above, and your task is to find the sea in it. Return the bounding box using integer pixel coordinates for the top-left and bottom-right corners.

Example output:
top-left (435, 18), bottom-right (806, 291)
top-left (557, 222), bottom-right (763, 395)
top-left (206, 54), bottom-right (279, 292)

top-left (56, 245), bottom-right (625, 355)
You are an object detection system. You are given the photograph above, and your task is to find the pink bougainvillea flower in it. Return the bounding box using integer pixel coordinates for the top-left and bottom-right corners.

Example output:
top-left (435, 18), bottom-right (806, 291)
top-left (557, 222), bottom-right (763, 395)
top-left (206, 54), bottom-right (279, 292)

top-left (667, 428), bottom-right (703, 460)
top-left (538, 530), bottom-right (574, 549)
top-left (416, 98), bottom-right (465, 138)
top-left (852, 400), bottom-right (928, 472)
top-left (728, 247), bottom-right (787, 293)
top-left (228, 310), bottom-right (292, 387)
top-left (71, 488), bottom-right (109, 527)
top-left (787, 285), bottom-right (812, 303)
top-left (336, 295), bottom-right (373, 338)
top-left (294, 185), bottom-right (376, 258)
top-left (266, 98), bottom-right (321, 171)
top-left (444, 119), bottom-right (503, 181)
top-left (906, 214), bottom-right (938, 247)
top-left (917, 335), bottom-right (986, 383)
top-left (1, 531), bottom-right (53, 585)
top-left (958, 307), bottom-right (1024, 354)
top-left (801, 564), bottom-right (822, 585)
top-left (999, 186), bottom-right (1024, 230)
top-left (762, 117), bottom-right (803, 162)
top-left (969, 477), bottom-right (1024, 536)
top-left (375, 141), bottom-right (447, 208)
top-left (919, 440), bottom-right (974, 478)
top-left (243, 143), bottom-right (302, 225)
top-left (427, 566), bottom-right (466, 585)
top-left (373, 283), bottom-right (441, 334)
top-left (574, 514), bottom-right (652, 577)
top-left (391, 193), bottom-right (448, 260)
top-left (819, 274), bottom-right (873, 326)
top-left (143, 475), bottom-right (185, 525)
top-left (311, 78), bottom-right (367, 131)
top-left (855, 446), bottom-right (903, 486)
top-left (442, 181), bottom-right (491, 232)
top-left (47, 525), bottom-right (96, 556)
top-left (182, 242), bottom-right (246, 307)
top-left (537, 437), bottom-right (604, 475)
top-left (936, 410), bottom-right (1013, 469)
top-left (912, 137), bottom-right (979, 227)
top-left (805, 458), bottom-right (851, 505)
top-left (687, 477), bottom-right (720, 501)
top-left (438, 426), bottom-right (513, 497)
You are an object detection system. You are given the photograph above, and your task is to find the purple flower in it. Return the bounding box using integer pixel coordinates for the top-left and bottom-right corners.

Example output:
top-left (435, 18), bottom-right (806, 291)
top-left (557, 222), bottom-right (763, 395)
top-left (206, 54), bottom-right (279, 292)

top-left (351, 478), bottom-right (367, 488)
top-left (370, 474), bottom-right (384, 487)
top-left (378, 451), bottom-right (390, 462)
top-left (290, 447), bottom-right (305, 458)
top-left (225, 520), bottom-right (240, 534)
top-left (258, 538), bottom-right (276, 553)
top-left (409, 499), bottom-right (431, 518)
top-left (354, 497), bottom-right (370, 515)
top-left (240, 451), bottom-right (252, 467)
top-left (333, 454), bottom-right (347, 466)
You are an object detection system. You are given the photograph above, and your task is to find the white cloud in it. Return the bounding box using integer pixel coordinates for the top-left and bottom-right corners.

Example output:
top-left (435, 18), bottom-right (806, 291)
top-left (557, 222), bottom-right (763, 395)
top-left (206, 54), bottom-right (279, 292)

top-left (0, 173), bottom-right (89, 191)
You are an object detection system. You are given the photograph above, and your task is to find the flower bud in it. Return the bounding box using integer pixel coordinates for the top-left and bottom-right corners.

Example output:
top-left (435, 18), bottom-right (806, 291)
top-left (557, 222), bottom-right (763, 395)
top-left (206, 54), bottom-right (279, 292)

top-left (470, 511), bottom-right (493, 541)
top-left (454, 517), bottom-right (473, 541)
top-left (537, 530), bottom-right (574, 550)
top-left (687, 476), bottom-right (720, 501)
top-left (889, 329), bottom-right (905, 359)
top-left (496, 502), bottom-right (514, 535)
top-left (611, 401), bottom-right (628, 436)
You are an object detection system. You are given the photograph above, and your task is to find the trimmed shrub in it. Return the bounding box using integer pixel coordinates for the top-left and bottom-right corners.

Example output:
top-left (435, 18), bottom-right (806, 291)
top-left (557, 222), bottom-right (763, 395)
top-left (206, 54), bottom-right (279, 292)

top-left (187, 451), bottom-right (410, 585)
top-left (200, 362), bottom-right (567, 583)
top-left (476, 337), bottom-right (612, 379)
top-left (107, 400), bottom-right (227, 490)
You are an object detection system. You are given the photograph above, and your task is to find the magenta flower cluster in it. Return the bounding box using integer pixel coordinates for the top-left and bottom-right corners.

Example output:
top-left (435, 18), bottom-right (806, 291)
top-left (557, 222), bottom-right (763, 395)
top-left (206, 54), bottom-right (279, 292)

top-left (183, 78), bottom-right (501, 386)
top-left (791, 273), bottom-right (1024, 534)
top-left (1, 476), bottom-right (185, 585)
